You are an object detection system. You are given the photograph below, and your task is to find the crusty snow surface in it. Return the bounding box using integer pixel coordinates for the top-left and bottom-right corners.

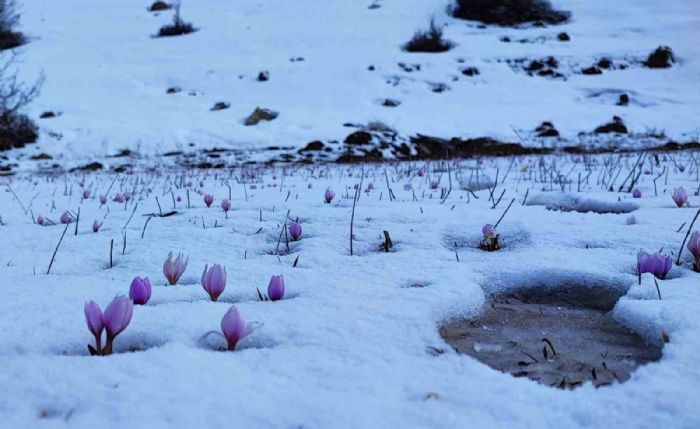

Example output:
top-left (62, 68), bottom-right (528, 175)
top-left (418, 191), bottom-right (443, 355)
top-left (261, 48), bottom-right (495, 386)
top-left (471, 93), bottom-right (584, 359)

top-left (1, 154), bottom-right (700, 428)
top-left (10, 0), bottom-right (700, 166)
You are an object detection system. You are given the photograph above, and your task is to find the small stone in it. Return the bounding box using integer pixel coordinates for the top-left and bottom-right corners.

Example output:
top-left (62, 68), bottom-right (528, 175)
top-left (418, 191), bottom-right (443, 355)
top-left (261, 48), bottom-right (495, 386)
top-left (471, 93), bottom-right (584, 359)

top-left (210, 102), bottom-right (230, 111)
top-left (244, 107), bottom-right (278, 126)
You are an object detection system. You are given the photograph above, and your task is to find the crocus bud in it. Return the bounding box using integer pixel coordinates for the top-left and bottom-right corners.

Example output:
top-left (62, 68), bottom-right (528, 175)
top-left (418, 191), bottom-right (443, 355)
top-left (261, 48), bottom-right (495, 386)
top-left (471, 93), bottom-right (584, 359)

top-left (324, 188), bottom-right (334, 204)
top-left (92, 220), bottom-right (103, 233)
top-left (289, 220), bottom-right (302, 241)
top-left (637, 251), bottom-right (672, 280)
top-left (679, 165), bottom-right (686, 173)
top-left (99, 195), bottom-right (107, 205)
top-left (417, 168), bottom-right (425, 177)
top-left (204, 194), bottom-right (214, 208)
top-left (129, 276), bottom-right (152, 305)
top-left (403, 183), bottom-right (412, 191)
top-left (82, 190), bottom-right (90, 200)
top-left (113, 193), bottom-right (125, 203)
top-left (221, 199), bottom-right (231, 213)
top-left (163, 252), bottom-right (188, 285)
top-left (124, 192), bottom-right (132, 201)
top-left (60, 211), bottom-right (71, 224)
top-left (482, 224), bottom-right (495, 239)
top-left (687, 231), bottom-right (700, 272)
top-left (632, 188), bottom-right (641, 198)
top-left (201, 264), bottom-right (226, 301)
top-left (626, 215), bottom-right (637, 225)
top-left (84, 301), bottom-right (104, 338)
top-left (37, 215), bottom-right (45, 225)
top-left (672, 187), bottom-right (688, 208)
top-left (103, 295), bottom-right (133, 337)
top-left (430, 181), bottom-right (439, 190)
top-left (268, 275), bottom-right (285, 301)
top-left (221, 306), bottom-right (249, 351)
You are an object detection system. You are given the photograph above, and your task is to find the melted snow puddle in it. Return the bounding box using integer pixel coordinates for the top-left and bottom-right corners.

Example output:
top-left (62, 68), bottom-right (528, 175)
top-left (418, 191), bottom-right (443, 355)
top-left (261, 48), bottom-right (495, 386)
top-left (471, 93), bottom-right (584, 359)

top-left (440, 286), bottom-right (662, 389)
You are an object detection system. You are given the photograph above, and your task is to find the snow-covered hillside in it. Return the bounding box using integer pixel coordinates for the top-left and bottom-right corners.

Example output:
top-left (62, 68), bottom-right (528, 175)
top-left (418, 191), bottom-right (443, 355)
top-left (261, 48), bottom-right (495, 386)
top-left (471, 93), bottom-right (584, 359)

top-left (7, 0), bottom-right (700, 168)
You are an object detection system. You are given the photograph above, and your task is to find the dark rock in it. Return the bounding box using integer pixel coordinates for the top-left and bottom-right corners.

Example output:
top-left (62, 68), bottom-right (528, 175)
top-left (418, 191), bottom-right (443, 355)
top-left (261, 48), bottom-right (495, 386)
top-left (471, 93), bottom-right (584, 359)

top-left (581, 66), bottom-right (602, 75)
top-left (368, 65), bottom-right (375, 71)
top-left (430, 82), bottom-right (449, 93)
top-left (461, 67), bottom-right (480, 76)
top-left (617, 94), bottom-right (629, 106)
top-left (71, 162), bottom-right (103, 172)
top-left (257, 71), bottom-right (269, 81)
top-left (300, 140), bottom-right (325, 152)
top-left (166, 87), bottom-right (181, 94)
top-left (557, 32), bottom-right (570, 41)
top-left (336, 148), bottom-right (383, 163)
top-left (382, 98), bottom-right (401, 107)
top-left (535, 121), bottom-right (559, 137)
top-left (344, 131), bottom-right (372, 145)
top-left (644, 46), bottom-right (674, 68)
top-left (149, 1), bottom-right (170, 11)
top-left (594, 116), bottom-right (627, 134)
top-left (597, 58), bottom-right (612, 69)
top-left (39, 111), bottom-right (57, 119)
top-left (500, 36), bottom-right (511, 42)
top-left (210, 102), bottom-right (230, 111)
top-left (30, 153), bottom-right (53, 160)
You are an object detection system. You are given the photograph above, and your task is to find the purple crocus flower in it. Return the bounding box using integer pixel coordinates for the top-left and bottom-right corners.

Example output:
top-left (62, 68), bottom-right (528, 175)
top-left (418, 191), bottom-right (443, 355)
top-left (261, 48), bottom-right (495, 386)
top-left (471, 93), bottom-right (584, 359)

top-left (289, 220), bottom-right (302, 241)
top-left (60, 211), bottom-right (71, 224)
top-left (221, 306), bottom-right (249, 351)
top-left (163, 252), bottom-right (188, 285)
top-left (324, 188), bottom-right (334, 204)
top-left (113, 193), bottom-right (126, 203)
top-left (482, 224), bottom-right (496, 239)
top-left (687, 231), bottom-right (700, 272)
top-left (403, 183), bottom-right (412, 191)
top-left (82, 190), bottom-right (90, 200)
top-left (92, 220), bottom-right (103, 233)
top-left (101, 295), bottom-right (133, 355)
top-left (637, 251), bottom-right (672, 280)
top-left (99, 195), bottom-right (107, 205)
top-left (672, 187), bottom-right (688, 208)
top-left (84, 301), bottom-right (104, 353)
top-left (221, 199), bottom-right (231, 213)
top-left (204, 194), bottom-right (214, 208)
top-left (632, 188), bottom-right (641, 198)
top-left (36, 215), bottom-right (45, 225)
top-left (430, 181), bottom-right (439, 190)
top-left (678, 165), bottom-right (686, 173)
top-left (417, 168), bottom-right (425, 177)
top-left (626, 215), bottom-right (638, 225)
top-left (268, 275), bottom-right (285, 301)
top-left (202, 264), bottom-right (226, 301)
top-left (129, 276), bottom-right (152, 305)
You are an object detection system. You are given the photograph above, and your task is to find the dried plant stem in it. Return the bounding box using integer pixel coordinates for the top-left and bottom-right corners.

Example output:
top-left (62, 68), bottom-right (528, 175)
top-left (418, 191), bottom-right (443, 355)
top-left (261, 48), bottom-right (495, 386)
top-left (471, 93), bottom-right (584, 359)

top-left (676, 208), bottom-right (700, 265)
top-left (47, 221), bottom-right (70, 274)
top-left (350, 185), bottom-right (359, 256)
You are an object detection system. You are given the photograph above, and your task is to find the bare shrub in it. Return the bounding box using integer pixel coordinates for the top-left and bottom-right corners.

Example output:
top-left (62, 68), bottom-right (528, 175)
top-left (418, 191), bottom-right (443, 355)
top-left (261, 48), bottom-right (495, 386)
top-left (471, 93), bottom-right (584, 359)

top-left (0, 51), bottom-right (43, 150)
top-left (0, 0), bottom-right (25, 50)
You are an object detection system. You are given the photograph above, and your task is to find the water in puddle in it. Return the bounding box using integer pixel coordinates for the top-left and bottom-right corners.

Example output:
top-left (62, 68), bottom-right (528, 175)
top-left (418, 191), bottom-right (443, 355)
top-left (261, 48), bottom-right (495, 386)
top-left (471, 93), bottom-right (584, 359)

top-left (440, 287), bottom-right (662, 389)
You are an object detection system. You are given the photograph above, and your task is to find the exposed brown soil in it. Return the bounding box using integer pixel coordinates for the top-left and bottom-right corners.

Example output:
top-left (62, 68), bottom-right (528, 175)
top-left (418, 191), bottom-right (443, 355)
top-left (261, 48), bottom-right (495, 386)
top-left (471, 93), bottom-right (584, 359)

top-left (440, 287), bottom-right (662, 389)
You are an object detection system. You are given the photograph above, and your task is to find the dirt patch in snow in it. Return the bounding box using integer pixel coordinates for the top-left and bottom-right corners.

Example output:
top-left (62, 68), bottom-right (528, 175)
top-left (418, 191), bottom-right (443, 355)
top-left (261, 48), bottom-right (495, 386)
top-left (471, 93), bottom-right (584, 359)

top-left (440, 285), bottom-right (662, 389)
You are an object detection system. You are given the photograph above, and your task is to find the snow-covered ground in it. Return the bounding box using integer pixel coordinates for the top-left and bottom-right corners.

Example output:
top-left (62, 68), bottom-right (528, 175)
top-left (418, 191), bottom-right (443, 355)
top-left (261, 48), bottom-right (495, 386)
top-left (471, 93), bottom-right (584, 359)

top-left (7, 0), bottom-right (700, 167)
top-left (1, 153), bottom-right (700, 428)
